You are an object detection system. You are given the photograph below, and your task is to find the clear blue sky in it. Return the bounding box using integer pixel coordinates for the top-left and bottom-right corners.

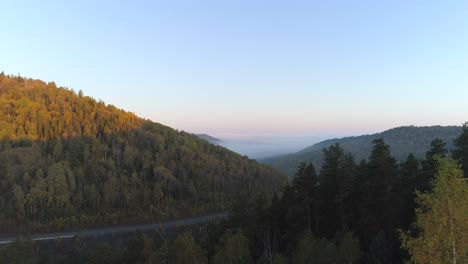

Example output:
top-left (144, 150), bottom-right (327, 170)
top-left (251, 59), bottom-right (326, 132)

top-left (1, 0), bottom-right (468, 139)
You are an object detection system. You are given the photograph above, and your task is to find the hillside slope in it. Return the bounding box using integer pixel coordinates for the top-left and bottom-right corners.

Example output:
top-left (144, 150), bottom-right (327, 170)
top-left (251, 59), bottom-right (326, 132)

top-left (262, 126), bottom-right (461, 175)
top-left (0, 73), bottom-right (287, 232)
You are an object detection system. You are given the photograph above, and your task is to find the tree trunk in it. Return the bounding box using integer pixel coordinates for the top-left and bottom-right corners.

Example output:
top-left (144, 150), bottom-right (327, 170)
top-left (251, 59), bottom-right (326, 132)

top-left (447, 196), bottom-right (457, 264)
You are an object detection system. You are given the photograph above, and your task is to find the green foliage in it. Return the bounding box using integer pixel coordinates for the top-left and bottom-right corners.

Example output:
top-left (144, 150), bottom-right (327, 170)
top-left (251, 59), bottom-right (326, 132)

top-left (121, 231), bottom-right (147, 264)
top-left (365, 231), bottom-right (394, 264)
top-left (452, 122), bottom-right (468, 178)
top-left (169, 230), bottom-right (207, 264)
top-left (292, 231), bottom-right (337, 264)
top-left (272, 254), bottom-right (289, 264)
top-left (421, 138), bottom-right (448, 187)
top-left (0, 236), bottom-right (36, 264)
top-left (213, 229), bottom-right (253, 264)
top-left (86, 245), bottom-right (116, 264)
top-left (400, 157), bottom-right (468, 264)
top-left (357, 139), bottom-right (399, 248)
top-left (337, 231), bottom-right (360, 264)
top-left (291, 231), bottom-right (359, 264)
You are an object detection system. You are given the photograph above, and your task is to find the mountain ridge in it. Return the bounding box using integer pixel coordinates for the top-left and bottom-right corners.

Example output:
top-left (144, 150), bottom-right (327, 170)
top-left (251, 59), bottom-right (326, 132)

top-left (262, 125), bottom-right (462, 175)
top-left (194, 134), bottom-right (222, 144)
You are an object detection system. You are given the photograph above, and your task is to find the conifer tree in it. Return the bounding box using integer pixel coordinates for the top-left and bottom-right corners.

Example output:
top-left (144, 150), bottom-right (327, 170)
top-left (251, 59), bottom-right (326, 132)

top-left (421, 138), bottom-right (448, 181)
top-left (452, 122), bottom-right (468, 178)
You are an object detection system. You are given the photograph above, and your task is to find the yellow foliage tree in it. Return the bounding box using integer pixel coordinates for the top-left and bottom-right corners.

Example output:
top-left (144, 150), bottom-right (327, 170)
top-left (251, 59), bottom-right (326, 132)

top-left (400, 157), bottom-right (468, 264)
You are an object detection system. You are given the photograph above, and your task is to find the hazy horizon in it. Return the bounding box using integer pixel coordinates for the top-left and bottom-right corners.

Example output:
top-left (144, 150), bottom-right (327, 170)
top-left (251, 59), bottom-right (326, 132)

top-left (200, 124), bottom-right (464, 159)
top-left (214, 135), bottom-right (333, 159)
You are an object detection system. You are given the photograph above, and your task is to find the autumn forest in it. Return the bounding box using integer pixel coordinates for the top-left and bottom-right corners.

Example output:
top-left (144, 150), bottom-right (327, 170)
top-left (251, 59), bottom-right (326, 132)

top-left (0, 73), bottom-right (467, 264)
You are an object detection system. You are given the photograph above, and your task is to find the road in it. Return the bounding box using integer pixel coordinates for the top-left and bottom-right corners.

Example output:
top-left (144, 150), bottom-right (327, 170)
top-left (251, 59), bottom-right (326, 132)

top-left (0, 212), bottom-right (227, 245)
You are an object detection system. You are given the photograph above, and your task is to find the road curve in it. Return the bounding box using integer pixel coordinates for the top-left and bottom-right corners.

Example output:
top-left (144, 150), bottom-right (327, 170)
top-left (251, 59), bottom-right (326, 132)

top-left (0, 212), bottom-right (228, 245)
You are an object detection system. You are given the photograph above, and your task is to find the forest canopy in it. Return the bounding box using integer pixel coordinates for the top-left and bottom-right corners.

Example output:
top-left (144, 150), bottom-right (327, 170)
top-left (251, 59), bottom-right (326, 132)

top-left (0, 73), bottom-right (287, 232)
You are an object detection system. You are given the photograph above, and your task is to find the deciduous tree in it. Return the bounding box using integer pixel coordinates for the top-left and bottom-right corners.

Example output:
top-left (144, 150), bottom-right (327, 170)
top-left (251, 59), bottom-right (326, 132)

top-left (400, 157), bottom-right (468, 264)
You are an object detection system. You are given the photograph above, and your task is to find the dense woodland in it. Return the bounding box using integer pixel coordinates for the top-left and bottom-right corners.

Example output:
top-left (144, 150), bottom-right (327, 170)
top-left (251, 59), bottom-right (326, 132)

top-left (263, 125), bottom-right (462, 175)
top-left (1, 73), bottom-right (467, 263)
top-left (202, 127), bottom-right (468, 263)
top-left (0, 73), bottom-right (287, 232)
top-left (2, 128), bottom-right (467, 263)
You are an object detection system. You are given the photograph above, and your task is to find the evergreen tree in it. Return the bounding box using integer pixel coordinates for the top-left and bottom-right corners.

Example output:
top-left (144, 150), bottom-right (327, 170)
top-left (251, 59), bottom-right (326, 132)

top-left (421, 138), bottom-right (448, 190)
top-left (288, 162), bottom-right (319, 235)
top-left (398, 154), bottom-right (421, 229)
top-left (318, 144), bottom-right (343, 237)
top-left (358, 139), bottom-right (399, 260)
top-left (452, 122), bottom-right (468, 178)
top-left (317, 144), bottom-right (357, 236)
top-left (336, 153), bottom-right (356, 232)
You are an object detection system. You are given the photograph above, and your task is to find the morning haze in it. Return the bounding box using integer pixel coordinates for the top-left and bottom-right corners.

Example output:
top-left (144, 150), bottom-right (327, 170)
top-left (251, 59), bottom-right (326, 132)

top-left (1, 1), bottom-right (467, 263)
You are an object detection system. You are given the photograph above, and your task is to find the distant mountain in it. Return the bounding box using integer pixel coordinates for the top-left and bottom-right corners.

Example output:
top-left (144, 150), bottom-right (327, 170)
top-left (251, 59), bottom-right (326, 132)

top-left (194, 134), bottom-right (222, 144)
top-left (0, 73), bottom-right (287, 232)
top-left (262, 126), bottom-right (462, 175)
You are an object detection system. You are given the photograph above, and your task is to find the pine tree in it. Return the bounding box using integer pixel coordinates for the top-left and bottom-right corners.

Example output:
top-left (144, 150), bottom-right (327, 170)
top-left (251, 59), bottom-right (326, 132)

top-left (358, 139), bottom-right (399, 259)
top-left (421, 138), bottom-right (448, 188)
top-left (290, 162), bottom-right (319, 234)
top-left (452, 122), bottom-right (468, 178)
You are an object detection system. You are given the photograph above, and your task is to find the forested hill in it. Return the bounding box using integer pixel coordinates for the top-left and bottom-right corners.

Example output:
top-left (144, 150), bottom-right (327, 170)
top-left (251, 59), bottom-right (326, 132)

top-left (0, 73), bottom-right (143, 140)
top-left (0, 73), bottom-right (287, 232)
top-left (262, 126), bottom-right (462, 175)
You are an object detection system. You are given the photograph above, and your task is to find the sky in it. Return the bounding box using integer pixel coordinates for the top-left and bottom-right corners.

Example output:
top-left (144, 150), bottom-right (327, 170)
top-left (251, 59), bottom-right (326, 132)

top-left (1, 0), bottom-right (468, 142)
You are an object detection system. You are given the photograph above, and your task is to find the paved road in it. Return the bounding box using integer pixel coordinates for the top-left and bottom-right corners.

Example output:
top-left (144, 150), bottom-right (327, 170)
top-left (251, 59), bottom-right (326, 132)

top-left (0, 212), bottom-right (227, 245)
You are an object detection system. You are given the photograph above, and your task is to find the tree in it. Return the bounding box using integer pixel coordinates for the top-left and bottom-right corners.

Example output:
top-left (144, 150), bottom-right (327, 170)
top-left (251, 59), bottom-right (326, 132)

top-left (46, 162), bottom-right (71, 216)
top-left (359, 139), bottom-right (399, 247)
top-left (338, 231), bottom-right (360, 264)
top-left (452, 122), bottom-right (468, 178)
top-left (401, 153), bottom-right (420, 181)
top-left (169, 230), bottom-right (207, 264)
top-left (320, 143), bottom-right (344, 194)
top-left (292, 231), bottom-right (337, 264)
top-left (290, 162), bottom-right (319, 233)
top-left (421, 138), bottom-right (448, 188)
top-left (0, 236), bottom-right (35, 264)
top-left (122, 231), bottom-right (147, 264)
top-left (213, 229), bottom-right (253, 264)
top-left (319, 144), bottom-right (344, 237)
top-left (398, 154), bottom-right (421, 229)
top-left (336, 153), bottom-right (356, 231)
top-left (13, 185), bottom-right (25, 221)
top-left (400, 157), bottom-right (468, 264)
top-left (86, 245), bottom-right (115, 264)
top-left (272, 254), bottom-right (288, 264)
